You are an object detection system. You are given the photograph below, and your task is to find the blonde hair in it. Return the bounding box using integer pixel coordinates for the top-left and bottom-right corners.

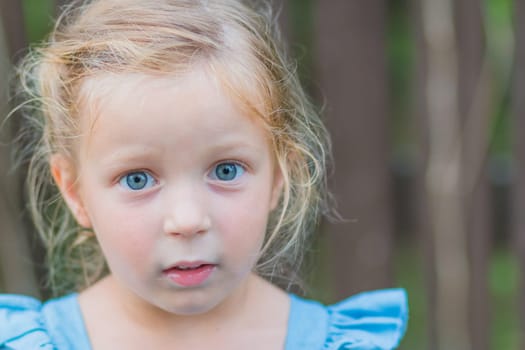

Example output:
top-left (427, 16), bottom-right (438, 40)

top-left (15, 0), bottom-right (331, 296)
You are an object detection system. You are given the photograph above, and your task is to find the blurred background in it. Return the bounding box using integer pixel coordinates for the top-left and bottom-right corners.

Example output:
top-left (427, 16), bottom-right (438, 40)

top-left (0, 0), bottom-right (521, 349)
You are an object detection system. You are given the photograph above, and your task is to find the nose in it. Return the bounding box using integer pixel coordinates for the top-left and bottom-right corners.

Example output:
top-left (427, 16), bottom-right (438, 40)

top-left (162, 185), bottom-right (211, 238)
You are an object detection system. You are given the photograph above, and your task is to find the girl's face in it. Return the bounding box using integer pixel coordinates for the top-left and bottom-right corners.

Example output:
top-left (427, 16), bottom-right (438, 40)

top-left (52, 69), bottom-right (282, 315)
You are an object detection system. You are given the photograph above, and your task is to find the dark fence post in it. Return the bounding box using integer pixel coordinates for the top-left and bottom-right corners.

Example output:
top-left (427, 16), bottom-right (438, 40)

top-left (0, 1), bottom-right (26, 60)
top-left (314, 1), bottom-right (394, 298)
top-left (0, 8), bottom-right (39, 296)
top-left (513, 0), bottom-right (525, 347)
top-left (455, 1), bottom-right (492, 349)
top-left (411, 0), bottom-right (437, 347)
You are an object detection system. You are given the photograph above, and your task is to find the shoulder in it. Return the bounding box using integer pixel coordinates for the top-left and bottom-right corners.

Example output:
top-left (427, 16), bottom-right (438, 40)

top-left (0, 294), bottom-right (54, 349)
top-left (286, 288), bottom-right (408, 350)
top-left (0, 293), bottom-right (87, 350)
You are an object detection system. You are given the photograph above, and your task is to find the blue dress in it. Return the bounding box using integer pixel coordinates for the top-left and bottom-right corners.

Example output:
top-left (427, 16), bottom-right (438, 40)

top-left (0, 288), bottom-right (407, 349)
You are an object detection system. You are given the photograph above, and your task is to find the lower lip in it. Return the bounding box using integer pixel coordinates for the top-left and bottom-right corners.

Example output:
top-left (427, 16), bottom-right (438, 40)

top-left (164, 265), bottom-right (216, 287)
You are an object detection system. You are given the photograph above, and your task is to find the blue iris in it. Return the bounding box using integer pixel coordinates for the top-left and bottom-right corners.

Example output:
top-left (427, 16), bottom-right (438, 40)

top-left (120, 171), bottom-right (155, 190)
top-left (214, 163), bottom-right (244, 181)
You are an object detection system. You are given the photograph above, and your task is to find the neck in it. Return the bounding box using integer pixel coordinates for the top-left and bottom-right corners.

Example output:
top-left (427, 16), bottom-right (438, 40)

top-left (82, 273), bottom-right (261, 336)
top-left (78, 273), bottom-right (290, 349)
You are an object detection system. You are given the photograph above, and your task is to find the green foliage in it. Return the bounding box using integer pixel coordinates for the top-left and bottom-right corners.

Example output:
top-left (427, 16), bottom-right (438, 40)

top-left (288, 0), bottom-right (315, 90)
top-left (387, 0), bottom-right (416, 158)
top-left (490, 247), bottom-right (519, 349)
top-left (485, 0), bottom-right (514, 156)
top-left (22, 0), bottom-right (54, 44)
top-left (395, 243), bottom-right (520, 349)
top-left (394, 242), bottom-right (427, 349)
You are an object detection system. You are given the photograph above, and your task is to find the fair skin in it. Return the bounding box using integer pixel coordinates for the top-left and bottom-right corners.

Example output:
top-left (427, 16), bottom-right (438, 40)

top-left (51, 68), bottom-right (290, 349)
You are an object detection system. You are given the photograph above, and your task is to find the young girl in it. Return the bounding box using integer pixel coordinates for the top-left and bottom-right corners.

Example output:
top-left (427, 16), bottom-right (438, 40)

top-left (0, 0), bottom-right (407, 349)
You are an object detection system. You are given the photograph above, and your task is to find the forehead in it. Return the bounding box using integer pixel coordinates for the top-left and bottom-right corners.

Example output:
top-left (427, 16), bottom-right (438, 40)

top-left (77, 66), bottom-right (267, 130)
top-left (74, 69), bottom-right (272, 158)
top-left (78, 70), bottom-right (208, 122)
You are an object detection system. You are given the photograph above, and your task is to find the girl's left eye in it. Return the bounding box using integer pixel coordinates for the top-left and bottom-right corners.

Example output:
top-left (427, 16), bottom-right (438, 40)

top-left (210, 162), bottom-right (245, 181)
top-left (119, 171), bottom-right (156, 191)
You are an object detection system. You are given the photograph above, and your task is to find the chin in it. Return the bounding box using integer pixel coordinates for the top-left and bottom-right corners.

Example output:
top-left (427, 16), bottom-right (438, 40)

top-left (164, 299), bottom-right (221, 316)
top-left (155, 291), bottom-right (225, 316)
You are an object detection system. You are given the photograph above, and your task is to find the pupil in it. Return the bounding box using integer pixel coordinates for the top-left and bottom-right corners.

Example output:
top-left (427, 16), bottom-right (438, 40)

top-left (216, 164), bottom-right (236, 180)
top-left (127, 172), bottom-right (147, 189)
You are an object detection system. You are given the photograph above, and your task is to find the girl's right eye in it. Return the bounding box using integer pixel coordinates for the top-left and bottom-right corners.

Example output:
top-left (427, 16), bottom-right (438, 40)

top-left (119, 171), bottom-right (156, 191)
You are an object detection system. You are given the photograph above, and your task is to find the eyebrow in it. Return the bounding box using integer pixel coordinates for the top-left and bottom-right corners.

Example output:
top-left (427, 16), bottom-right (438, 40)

top-left (209, 140), bottom-right (266, 154)
top-left (97, 146), bottom-right (161, 168)
top-left (95, 137), bottom-right (267, 170)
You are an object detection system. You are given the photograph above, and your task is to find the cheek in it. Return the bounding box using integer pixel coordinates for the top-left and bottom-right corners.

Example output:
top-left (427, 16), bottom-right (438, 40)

top-left (213, 187), bottom-right (273, 250)
top-left (83, 193), bottom-right (159, 267)
top-left (94, 219), bottom-right (158, 279)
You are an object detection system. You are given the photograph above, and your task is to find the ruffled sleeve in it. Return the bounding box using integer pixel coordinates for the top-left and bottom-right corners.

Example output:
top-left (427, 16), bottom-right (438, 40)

top-left (0, 294), bottom-right (55, 349)
top-left (286, 288), bottom-right (408, 350)
top-left (323, 288), bottom-right (408, 350)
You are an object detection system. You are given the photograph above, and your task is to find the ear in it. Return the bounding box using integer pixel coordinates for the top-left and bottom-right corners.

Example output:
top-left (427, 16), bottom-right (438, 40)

top-left (270, 166), bottom-right (284, 211)
top-left (50, 154), bottom-right (92, 228)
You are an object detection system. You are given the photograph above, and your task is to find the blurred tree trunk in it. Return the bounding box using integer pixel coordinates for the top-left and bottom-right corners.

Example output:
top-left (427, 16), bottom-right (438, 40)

top-left (314, 1), bottom-right (393, 297)
top-left (455, 1), bottom-right (492, 349)
top-left (0, 10), bottom-right (39, 296)
top-left (415, 0), bottom-right (491, 348)
top-left (411, 0), bottom-right (437, 347)
top-left (419, 0), bottom-right (472, 348)
top-left (0, 1), bottom-right (26, 61)
top-left (513, 0), bottom-right (525, 347)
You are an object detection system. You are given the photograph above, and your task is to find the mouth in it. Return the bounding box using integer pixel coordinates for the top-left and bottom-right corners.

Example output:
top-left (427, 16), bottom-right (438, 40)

top-left (163, 261), bottom-right (217, 287)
